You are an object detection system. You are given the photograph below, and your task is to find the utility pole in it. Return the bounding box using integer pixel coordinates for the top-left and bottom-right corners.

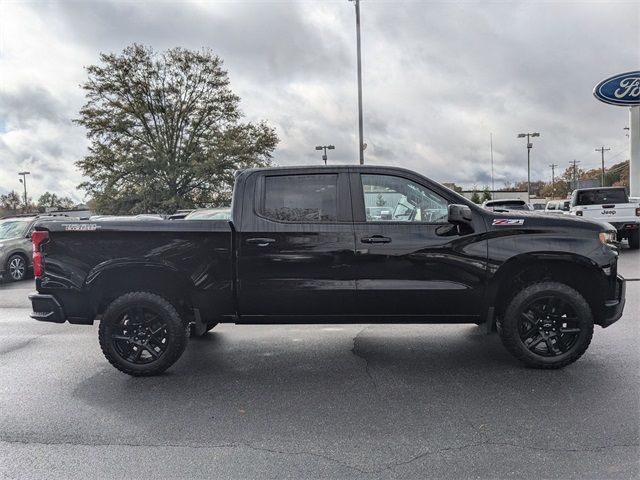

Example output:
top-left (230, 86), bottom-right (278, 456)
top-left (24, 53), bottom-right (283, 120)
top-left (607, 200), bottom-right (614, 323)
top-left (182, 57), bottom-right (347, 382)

top-left (18, 171), bottom-right (30, 212)
top-left (549, 163), bottom-right (558, 199)
top-left (595, 146), bottom-right (610, 187)
top-left (517, 132), bottom-right (540, 202)
top-left (349, 0), bottom-right (365, 164)
top-left (490, 133), bottom-right (495, 193)
top-left (315, 145), bottom-right (335, 165)
top-left (570, 159), bottom-right (581, 191)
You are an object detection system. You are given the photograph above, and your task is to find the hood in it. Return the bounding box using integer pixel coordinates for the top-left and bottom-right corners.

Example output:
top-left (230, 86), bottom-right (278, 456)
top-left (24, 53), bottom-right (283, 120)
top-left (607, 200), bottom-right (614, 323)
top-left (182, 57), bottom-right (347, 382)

top-left (485, 210), bottom-right (615, 232)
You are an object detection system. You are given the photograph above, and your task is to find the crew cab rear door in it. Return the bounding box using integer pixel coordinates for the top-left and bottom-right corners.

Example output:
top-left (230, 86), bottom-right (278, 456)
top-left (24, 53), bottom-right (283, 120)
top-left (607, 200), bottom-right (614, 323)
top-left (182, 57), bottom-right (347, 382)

top-left (349, 170), bottom-right (488, 320)
top-left (236, 169), bottom-right (356, 319)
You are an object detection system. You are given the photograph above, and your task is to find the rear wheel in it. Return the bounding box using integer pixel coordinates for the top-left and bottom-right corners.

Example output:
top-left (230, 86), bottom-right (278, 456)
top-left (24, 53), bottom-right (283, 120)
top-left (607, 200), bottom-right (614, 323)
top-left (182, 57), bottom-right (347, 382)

top-left (498, 282), bottom-right (594, 369)
top-left (628, 230), bottom-right (639, 250)
top-left (98, 292), bottom-right (189, 376)
top-left (6, 254), bottom-right (27, 282)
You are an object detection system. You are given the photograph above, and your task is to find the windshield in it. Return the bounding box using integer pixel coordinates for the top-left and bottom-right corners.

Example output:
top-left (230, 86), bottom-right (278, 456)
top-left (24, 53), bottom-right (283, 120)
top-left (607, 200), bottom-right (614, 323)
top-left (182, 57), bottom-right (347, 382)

top-left (0, 220), bottom-right (31, 240)
top-left (575, 189), bottom-right (628, 206)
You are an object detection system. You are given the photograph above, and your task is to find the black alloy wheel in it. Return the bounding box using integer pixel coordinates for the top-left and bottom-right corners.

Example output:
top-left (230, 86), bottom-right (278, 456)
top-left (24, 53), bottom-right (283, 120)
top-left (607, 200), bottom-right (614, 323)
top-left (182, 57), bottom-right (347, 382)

top-left (518, 296), bottom-right (581, 357)
top-left (99, 292), bottom-right (189, 376)
top-left (110, 306), bottom-right (170, 364)
top-left (498, 282), bottom-right (594, 369)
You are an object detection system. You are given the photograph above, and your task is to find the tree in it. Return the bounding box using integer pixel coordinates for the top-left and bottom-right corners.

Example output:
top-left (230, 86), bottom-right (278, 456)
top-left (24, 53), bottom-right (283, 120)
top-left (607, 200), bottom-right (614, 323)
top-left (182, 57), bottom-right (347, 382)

top-left (376, 193), bottom-right (387, 207)
top-left (37, 192), bottom-right (75, 210)
top-left (470, 190), bottom-right (481, 204)
top-left (75, 44), bottom-right (278, 214)
top-left (481, 186), bottom-right (492, 202)
top-left (0, 191), bottom-right (22, 214)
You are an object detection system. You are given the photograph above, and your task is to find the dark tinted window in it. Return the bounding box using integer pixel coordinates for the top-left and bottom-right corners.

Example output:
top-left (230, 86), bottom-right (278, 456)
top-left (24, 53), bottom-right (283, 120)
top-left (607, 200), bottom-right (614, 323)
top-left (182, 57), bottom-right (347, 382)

top-left (263, 174), bottom-right (338, 222)
top-left (576, 189), bottom-right (628, 206)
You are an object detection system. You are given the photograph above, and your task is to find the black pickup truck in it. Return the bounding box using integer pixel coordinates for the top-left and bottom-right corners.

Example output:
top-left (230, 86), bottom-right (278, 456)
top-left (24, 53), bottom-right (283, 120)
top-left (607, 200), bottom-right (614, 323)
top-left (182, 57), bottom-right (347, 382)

top-left (29, 166), bottom-right (625, 376)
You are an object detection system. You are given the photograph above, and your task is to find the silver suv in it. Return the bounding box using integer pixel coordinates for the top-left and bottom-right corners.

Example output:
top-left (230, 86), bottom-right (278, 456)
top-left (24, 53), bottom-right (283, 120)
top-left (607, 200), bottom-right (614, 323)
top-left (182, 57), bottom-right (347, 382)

top-left (0, 216), bottom-right (37, 282)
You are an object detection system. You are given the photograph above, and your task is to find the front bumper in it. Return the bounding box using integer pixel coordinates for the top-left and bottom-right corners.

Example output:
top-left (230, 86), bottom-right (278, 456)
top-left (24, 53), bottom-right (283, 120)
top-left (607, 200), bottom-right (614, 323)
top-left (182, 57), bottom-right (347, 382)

top-left (600, 275), bottom-right (626, 328)
top-left (29, 294), bottom-right (65, 323)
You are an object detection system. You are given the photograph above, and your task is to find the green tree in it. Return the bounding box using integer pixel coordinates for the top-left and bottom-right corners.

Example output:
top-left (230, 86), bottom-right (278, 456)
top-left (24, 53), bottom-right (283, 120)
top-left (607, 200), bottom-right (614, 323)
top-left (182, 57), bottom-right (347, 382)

top-left (75, 44), bottom-right (278, 214)
top-left (0, 191), bottom-right (22, 214)
top-left (37, 192), bottom-right (75, 210)
top-left (481, 186), bottom-right (492, 202)
top-left (470, 190), bottom-right (481, 204)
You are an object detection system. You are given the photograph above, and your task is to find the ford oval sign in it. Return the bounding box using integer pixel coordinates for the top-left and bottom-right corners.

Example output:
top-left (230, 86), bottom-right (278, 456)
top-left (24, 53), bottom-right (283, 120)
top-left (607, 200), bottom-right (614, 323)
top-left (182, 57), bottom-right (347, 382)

top-left (593, 71), bottom-right (640, 106)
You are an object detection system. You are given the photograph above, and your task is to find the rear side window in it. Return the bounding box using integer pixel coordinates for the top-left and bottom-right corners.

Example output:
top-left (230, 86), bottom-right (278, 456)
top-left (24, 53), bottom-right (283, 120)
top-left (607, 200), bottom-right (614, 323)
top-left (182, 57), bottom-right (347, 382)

top-left (546, 202), bottom-right (556, 210)
top-left (262, 174), bottom-right (338, 222)
top-left (576, 189), bottom-right (628, 206)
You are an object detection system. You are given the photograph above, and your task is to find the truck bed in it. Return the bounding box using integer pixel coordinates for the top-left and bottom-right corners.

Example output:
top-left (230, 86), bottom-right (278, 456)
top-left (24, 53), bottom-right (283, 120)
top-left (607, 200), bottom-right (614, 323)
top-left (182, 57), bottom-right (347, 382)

top-left (33, 219), bottom-right (234, 324)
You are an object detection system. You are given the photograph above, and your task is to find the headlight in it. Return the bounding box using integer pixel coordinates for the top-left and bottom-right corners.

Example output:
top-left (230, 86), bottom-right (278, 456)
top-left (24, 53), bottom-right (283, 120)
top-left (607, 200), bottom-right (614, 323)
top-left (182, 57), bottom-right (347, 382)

top-left (599, 231), bottom-right (617, 244)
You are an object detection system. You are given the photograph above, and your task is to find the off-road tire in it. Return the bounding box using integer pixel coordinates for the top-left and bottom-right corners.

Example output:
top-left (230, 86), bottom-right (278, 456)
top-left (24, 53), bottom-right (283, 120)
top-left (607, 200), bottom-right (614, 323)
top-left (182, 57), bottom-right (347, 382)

top-left (628, 230), bottom-right (639, 250)
top-left (98, 292), bottom-right (189, 376)
top-left (498, 282), bottom-right (594, 369)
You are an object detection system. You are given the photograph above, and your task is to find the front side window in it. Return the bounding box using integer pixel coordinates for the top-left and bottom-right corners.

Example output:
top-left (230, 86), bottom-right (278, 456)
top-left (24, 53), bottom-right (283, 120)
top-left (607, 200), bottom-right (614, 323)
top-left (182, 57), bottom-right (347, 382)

top-left (361, 174), bottom-right (449, 223)
top-left (262, 174), bottom-right (338, 222)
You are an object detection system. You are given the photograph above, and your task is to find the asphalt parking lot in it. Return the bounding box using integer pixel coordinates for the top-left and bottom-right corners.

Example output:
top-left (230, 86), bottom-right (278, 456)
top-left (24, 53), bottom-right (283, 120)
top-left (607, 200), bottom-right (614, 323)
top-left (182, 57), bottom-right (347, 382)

top-left (0, 249), bottom-right (638, 479)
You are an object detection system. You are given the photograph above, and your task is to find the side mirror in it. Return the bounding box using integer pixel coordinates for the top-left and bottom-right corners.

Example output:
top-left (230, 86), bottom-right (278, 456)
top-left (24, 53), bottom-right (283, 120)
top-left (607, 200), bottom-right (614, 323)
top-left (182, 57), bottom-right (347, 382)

top-left (448, 204), bottom-right (472, 225)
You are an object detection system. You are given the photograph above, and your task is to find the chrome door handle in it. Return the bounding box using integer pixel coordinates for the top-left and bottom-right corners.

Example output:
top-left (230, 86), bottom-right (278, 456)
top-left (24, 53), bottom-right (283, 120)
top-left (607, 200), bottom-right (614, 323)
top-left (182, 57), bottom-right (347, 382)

top-left (360, 235), bottom-right (391, 244)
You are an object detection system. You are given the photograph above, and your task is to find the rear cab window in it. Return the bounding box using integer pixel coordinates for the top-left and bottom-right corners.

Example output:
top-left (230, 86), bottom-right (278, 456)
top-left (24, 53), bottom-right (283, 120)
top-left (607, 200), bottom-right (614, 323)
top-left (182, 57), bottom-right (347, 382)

top-left (575, 188), bottom-right (628, 206)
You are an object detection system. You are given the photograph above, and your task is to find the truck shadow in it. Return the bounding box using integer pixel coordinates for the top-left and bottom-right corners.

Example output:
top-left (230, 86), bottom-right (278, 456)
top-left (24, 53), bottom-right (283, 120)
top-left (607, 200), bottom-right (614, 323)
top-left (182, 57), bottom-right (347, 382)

top-left (72, 324), bottom-right (625, 441)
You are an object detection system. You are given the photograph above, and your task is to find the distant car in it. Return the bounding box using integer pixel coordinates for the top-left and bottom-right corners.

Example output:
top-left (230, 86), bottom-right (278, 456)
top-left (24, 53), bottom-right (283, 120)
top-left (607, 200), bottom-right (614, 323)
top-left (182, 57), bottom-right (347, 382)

top-left (168, 210), bottom-right (195, 220)
top-left (482, 199), bottom-right (533, 212)
top-left (569, 187), bottom-right (639, 249)
top-left (184, 208), bottom-right (231, 220)
top-left (89, 215), bottom-right (164, 222)
top-left (0, 217), bottom-right (36, 281)
top-left (545, 200), bottom-right (571, 214)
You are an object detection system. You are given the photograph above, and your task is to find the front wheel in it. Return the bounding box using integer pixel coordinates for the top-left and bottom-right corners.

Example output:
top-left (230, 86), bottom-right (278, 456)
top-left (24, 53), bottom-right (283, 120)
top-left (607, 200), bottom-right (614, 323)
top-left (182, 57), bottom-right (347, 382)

top-left (498, 282), bottom-right (594, 369)
top-left (98, 292), bottom-right (189, 376)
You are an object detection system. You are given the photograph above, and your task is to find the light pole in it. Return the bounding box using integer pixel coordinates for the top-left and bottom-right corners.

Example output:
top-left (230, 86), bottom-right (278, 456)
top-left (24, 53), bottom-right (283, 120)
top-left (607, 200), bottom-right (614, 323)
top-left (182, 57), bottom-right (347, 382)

top-left (18, 171), bottom-right (30, 212)
top-left (517, 132), bottom-right (540, 202)
top-left (315, 145), bottom-right (335, 165)
top-left (349, 0), bottom-right (365, 165)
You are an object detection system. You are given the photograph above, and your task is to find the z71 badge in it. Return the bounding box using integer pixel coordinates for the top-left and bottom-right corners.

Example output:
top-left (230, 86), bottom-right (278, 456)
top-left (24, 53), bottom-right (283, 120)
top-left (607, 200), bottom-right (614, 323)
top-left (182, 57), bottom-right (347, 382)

top-left (492, 219), bottom-right (525, 226)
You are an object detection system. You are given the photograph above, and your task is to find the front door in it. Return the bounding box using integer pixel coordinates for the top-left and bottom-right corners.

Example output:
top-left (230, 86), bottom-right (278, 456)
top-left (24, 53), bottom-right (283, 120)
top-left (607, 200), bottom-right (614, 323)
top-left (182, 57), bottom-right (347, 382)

top-left (237, 170), bottom-right (357, 320)
top-left (350, 172), bottom-right (487, 320)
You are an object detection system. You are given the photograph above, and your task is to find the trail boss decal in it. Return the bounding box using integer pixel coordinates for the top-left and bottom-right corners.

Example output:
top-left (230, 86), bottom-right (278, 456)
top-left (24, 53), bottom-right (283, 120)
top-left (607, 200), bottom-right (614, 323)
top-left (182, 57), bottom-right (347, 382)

top-left (62, 223), bottom-right (100, 231)
top-left (492, 219), bottom-right (525, 226)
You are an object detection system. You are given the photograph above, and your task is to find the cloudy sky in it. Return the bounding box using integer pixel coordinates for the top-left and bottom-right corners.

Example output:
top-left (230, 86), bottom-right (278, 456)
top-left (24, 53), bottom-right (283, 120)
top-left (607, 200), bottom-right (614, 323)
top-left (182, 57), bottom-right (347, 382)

top-left (1, 0), bottom-right (638, 202)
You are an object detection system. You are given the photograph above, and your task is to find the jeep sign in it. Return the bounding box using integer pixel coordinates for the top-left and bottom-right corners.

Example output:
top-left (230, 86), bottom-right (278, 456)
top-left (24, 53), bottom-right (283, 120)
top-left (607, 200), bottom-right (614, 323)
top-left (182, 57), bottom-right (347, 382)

top-left (593, 71), bottom-right (640, 106)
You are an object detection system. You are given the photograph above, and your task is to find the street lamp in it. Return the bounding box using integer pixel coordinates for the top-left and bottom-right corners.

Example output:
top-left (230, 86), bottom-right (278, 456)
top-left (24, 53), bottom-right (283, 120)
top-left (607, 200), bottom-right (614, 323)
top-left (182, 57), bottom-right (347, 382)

top-left (18, 171), bottom-right (30, 212)
top-left (315, 145), bottom-right (335, 165)
top-left (348, 0), bottom-right (365, 165)
top-left (517, 132), bottom-right (540, 202)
